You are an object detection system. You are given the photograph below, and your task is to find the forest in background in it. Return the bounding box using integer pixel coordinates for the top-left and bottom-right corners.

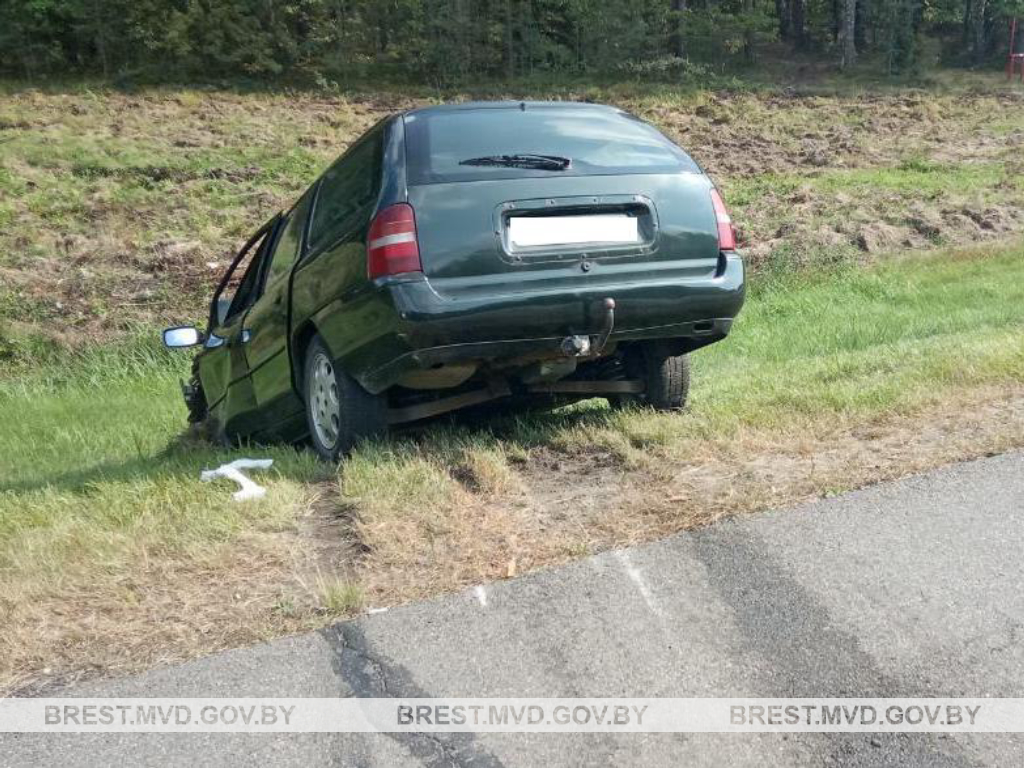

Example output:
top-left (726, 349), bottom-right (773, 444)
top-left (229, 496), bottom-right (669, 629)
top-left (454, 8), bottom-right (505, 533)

top-left (3, 0), bottom-right (1024, 85)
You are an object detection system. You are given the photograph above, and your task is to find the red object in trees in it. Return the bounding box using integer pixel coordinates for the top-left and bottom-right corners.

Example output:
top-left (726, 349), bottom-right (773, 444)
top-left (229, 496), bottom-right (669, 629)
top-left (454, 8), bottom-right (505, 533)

top-left (1008, 18), bottom-right (1024, 81)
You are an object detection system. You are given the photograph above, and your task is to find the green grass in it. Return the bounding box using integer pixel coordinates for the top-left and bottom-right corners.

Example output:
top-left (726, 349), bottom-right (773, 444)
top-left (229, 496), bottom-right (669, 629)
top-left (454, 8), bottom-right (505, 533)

top-left (4, 242), bottom-right (1021, 530)
top-left (336, 243), bottom-right (1023, 509)
top-left (697, 248), bottom-right (1024, 417)
top-left (0, 341), bottom-right (327, 580)
top-left (727, 162), bottom-right (1014, 207)
top-left (2, 240), bottom-right (1022, 691)
top-left (317, 577), bottom-right (365, 615)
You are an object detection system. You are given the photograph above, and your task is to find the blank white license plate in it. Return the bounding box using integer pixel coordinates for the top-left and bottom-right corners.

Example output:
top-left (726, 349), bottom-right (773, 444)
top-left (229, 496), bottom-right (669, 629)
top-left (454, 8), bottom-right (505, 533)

top-left (508, 214), bottom-right (640, 248)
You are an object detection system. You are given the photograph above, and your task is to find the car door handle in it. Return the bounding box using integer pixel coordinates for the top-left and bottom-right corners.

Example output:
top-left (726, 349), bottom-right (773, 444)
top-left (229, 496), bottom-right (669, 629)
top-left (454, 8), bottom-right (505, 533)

top-left (240, 329), bottom-right (252, 344)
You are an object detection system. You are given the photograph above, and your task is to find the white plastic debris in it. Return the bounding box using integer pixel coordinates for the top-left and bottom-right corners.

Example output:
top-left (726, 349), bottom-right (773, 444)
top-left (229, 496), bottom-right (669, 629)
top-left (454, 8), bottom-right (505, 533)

top-left (200, 458), bottom-right (274, 501)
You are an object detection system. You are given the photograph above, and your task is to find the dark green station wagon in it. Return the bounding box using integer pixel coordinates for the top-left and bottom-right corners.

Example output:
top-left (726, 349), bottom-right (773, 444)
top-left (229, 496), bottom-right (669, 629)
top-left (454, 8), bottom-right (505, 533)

top-left (163, 101), bottom-right (745, 461)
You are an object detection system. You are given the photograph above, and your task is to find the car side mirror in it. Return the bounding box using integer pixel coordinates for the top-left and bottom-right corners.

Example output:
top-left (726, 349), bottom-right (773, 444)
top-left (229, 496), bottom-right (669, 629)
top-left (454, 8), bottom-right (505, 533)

top-left (162, 326), bottom-right (204, 349)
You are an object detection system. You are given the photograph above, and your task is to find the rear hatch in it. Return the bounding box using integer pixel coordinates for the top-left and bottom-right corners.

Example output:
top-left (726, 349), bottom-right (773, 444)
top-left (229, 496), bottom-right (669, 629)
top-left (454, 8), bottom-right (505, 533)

top-left (403, 103), bottom-right (722, 295)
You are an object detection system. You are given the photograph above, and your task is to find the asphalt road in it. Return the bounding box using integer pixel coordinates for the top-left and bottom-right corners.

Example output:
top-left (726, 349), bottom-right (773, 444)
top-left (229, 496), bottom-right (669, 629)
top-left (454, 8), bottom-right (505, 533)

top-left (3, 450), bottom-right (1024, 766)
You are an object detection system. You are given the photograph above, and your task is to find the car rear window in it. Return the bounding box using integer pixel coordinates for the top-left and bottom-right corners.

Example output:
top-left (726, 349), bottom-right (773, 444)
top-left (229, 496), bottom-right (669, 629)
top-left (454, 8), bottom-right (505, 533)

top-left (404, 105), bottom-right (697, 185)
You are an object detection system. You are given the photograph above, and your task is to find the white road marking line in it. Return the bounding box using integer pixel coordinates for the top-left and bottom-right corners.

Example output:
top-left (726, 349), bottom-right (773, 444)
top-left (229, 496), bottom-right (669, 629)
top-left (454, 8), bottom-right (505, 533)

top-left (615, 550), bottom-right (664, 618)
top-left (474, 585), bottom-right (488, 607)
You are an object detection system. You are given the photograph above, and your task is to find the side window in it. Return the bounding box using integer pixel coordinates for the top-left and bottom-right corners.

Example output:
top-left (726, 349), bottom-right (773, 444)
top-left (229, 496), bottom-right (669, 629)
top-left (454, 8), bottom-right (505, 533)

top-left (308, 132), bottom-right (383, 253)
top-left (263, 189), bottom-right (313, 288)
top-left (222, 229), bottom-right (273, 323)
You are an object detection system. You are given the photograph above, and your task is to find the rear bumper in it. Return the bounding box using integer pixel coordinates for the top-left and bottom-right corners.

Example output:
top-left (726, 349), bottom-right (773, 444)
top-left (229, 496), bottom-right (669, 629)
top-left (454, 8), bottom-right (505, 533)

top-left (363, 318), bottom-right (735, 393)
top-left (359, 253), bottom-right (745, 393)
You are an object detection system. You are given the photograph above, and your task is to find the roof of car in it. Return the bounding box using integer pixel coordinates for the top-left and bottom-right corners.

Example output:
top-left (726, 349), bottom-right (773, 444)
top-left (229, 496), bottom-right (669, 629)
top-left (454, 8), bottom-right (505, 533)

top-left (403, 101), bottom-right (623, 119)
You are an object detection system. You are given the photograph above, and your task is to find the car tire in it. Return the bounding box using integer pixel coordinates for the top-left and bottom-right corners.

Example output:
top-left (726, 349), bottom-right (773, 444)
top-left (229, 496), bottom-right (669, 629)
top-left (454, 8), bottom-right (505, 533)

top-left (609, 342), bottom-right (691, 411)
top-left (304, 335), bottom-right (387, 461)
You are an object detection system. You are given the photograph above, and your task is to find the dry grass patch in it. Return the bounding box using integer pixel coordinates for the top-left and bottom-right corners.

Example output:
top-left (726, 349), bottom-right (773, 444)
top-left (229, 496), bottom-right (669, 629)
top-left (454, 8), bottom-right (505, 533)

top-left (347, 385), bottom-right (1024, 609)
top-left (3, 520), bottom-right (318, 694)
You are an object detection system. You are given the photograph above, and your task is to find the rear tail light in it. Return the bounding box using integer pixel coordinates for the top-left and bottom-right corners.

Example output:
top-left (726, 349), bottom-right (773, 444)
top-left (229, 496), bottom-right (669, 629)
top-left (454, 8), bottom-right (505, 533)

top-left (709, 188), bottom-right (737, 251)
top-left (367, 203), bottom-right (421, 279)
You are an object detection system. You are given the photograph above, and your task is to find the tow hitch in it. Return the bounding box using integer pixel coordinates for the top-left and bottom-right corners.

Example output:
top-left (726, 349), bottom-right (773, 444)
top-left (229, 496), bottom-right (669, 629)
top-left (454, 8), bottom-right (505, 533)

top-left (559, 297), bottom-right (616, 358)
top-left (536, 297), bottom-right (642, 395)
top-left (560, 334), bottom-right (591, 357)
top-left (593, 297), bottom-right (616, 355)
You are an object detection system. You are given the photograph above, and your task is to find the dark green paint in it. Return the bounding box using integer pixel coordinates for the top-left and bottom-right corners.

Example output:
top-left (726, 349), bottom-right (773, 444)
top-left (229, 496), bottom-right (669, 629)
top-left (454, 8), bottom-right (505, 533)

top-left (184, 103), bottom-right (745, 442)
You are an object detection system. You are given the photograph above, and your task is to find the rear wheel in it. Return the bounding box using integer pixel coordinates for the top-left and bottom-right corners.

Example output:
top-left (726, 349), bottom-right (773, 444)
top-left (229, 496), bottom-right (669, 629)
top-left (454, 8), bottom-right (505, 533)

top-left (304, 335), bottom-right (387, 461)
top-left (609, 342), bottom-right (691, 411)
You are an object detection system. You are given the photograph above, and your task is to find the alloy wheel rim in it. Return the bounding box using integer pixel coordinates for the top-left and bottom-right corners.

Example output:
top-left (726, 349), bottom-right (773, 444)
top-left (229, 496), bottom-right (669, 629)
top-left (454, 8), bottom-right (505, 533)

top-left (310, 352), bottom-right (340, 449)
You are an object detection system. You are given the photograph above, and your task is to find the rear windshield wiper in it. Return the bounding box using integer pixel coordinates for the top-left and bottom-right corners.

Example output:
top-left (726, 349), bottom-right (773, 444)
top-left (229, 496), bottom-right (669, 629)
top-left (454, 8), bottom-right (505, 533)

top-left (459, 153), bottom-right (571, 171)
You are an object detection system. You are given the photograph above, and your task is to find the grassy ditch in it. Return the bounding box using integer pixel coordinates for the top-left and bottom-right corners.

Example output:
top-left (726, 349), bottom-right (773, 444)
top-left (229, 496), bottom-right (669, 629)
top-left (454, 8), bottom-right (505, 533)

top-left (2, 241), bottom-right (1023, 693)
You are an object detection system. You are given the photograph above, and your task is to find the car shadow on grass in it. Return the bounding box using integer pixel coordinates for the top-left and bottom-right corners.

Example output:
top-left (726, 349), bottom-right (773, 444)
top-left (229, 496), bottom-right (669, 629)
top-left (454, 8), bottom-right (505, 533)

top-left (382, 396), bottom-right (626, 460)
top-left (0, 430), bottom-right (328, 497)
top-left (1, 398), bottom-right (624, 498)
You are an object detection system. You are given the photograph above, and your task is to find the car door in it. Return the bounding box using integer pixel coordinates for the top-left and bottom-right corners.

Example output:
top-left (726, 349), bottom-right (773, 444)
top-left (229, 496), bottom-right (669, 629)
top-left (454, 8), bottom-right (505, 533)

top-left (241, 189), bottom-right (315, 430)
top-left (287, 129), bottom-right (386, 371)
top-left (197, 220), bottom-right (280, 438)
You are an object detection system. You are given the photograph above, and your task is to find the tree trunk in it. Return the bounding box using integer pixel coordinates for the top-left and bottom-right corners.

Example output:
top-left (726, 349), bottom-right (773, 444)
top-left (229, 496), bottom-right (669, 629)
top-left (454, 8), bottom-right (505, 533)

top-left (742, 0), bottom-right (755, 62)
top-left (505, 0), bottom-right (514, 79)
top-left (961, 0), bottom-right (973, 48)
top-left (456, 0), bottom-right (470, 78)
top-left (790, 0), bottom-right (807, 50)
top-left (972, 0), bottom-right (987, 64)
top-left (855, 0), bottom-right (869, 52)
top-left (840, 0), bottom-right (857, 68)
top-left (92, 0), bottom-right (109, 77)
top-left (670, 0), bottom-right (686, 59)
top-left (376, 5), bottom-right (388, 58)
top-left (776, 0), bottom-right (791, 41)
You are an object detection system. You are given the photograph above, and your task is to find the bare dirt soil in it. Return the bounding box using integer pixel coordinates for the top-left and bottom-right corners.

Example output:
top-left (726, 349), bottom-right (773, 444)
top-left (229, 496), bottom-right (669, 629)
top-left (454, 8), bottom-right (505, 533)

top-left (648, 90), bottom-right (1024, 267)
top-left (2, 86), bottom-right (1024, 349)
